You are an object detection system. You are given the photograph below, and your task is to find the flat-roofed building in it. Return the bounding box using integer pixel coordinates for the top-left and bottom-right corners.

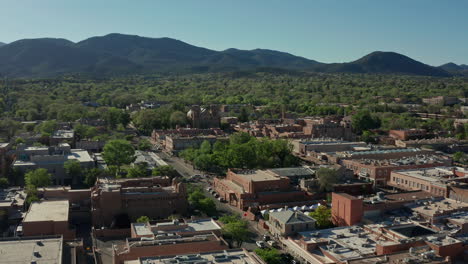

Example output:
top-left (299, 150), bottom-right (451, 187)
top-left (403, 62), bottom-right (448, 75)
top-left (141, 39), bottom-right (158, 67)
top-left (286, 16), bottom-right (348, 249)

top-left (131, 218), bottom-right (222, 238)
top-left (213, 169), bottom-right (313, 210)
top-left (22, 200), bottom-right (75, 239)
top-left (50, 130), bottom-right (75, 147)
top-left (113, 233), bottom-right (228, 264)
top-left (14, 143), bottom-right (95, 185)
top-left (91, 177), bottom-right (188, 227)
top-left (389, 129), bottom-right (427, 140)
top-left (127, 249), bottom-right (264, 264)
top-left (342, 154), bottom-right (451, 186)
top-left (282, 223), bottom-right (460, 264)
top-left (389, 167), bottom-right (468, 197)
top-left (0, 236), bottom-right (63, 264)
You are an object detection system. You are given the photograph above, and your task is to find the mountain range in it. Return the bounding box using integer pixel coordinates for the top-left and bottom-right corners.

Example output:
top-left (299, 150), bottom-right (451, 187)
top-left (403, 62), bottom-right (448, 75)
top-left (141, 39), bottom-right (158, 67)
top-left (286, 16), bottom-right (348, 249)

top-left (0, 33), bottom-right (464, 78)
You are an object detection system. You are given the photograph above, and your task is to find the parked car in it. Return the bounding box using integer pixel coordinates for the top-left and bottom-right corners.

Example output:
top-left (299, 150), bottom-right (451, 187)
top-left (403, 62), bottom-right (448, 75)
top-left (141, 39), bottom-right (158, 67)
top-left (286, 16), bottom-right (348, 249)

top-left (267, 240), bottom-right (277, 247)
top-left (256, 240), bottom-right (267, 248)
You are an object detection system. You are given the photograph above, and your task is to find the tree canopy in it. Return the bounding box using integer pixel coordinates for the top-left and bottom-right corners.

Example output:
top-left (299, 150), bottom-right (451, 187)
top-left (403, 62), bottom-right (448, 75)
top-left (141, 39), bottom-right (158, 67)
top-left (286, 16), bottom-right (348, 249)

top-left (102, 140), bottom-right (136, 176)
top-left (25, 168), bottom-right (52, 187)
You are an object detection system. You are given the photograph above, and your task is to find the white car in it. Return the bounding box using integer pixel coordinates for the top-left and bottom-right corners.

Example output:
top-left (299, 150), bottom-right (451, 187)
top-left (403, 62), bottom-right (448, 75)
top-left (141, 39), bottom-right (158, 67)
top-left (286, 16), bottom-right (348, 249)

top-left (256, 241), bottom-right (267, 248)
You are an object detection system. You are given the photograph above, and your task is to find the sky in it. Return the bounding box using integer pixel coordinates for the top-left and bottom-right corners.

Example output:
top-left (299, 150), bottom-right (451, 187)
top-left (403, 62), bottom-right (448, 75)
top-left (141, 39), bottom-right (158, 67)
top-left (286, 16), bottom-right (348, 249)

top-left (1, 0), bottom-right (467, 66)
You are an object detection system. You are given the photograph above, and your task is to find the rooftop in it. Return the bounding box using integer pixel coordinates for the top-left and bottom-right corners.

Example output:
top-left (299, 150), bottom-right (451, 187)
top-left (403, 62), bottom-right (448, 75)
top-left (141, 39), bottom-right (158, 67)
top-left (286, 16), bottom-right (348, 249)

top-left (232, 169), bottom-right (282, 182)
top-left (52, 130), bottom-right (74, 139)
top-left (268, 167), bottom-right (314, 178)
top-left (392, 167), bottom-right (468, 183)
top-left (23, 200), bottom-right (69, 223)
top-left (136, 249), bottom-right (259, 264)
top-left (408, 198), bottom-right (468, 217)
top-left (346, 154), bottom-right (447, 167)
top-left (269, 210), bottom-right (316, 225)
top-left (0, 236), bottom-right (63, 264)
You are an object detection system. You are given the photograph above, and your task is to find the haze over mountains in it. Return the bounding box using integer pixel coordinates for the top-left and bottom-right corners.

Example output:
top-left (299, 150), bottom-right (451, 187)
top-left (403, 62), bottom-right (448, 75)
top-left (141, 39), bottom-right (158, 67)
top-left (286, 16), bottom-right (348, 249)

top-left (0, 33), bottom-right (464, 78)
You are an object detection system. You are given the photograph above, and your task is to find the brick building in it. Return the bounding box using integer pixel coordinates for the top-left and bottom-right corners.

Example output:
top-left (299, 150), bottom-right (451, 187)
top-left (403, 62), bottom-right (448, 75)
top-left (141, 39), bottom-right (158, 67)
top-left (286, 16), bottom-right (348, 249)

top-left (342, 154), bottom-right (451, 186)
top-left (22, 200), bottom-right (75, 239)
top-left (389, 167), bottom-right (468, 197)
top-left (282, 223), bottom-right (460, 264)
top-left (389, 129), bottom-right (427, 140)
top-left (213, 169), bottom-right (313, 210)
top-left (112, 232), bottom-right (228, 264)
top-left (331, 191), bottom-right (439, 226)
top-left (91, 177), bottom-right (188, 227)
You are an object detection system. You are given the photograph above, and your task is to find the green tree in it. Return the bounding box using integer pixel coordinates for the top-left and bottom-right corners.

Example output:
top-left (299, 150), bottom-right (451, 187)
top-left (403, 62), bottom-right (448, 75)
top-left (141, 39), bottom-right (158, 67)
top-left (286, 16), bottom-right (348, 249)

top-left (198, 197), bottom-right (217, 216)
top-left (138, 139), bottom-right (152, 150)
top-left (169, 111), bottom-right (187, 127)
top-left (36, 120), bottom-right (58, 135)
top-left (309, 206), bottom-right (333, 229)
top-left (352, 110), bottom-right (381, 134)
top-left (254, 248), bottom-right (282, 264)
top-left (127, 163), bottom-right (149, 178)
top-left (136, 216), bottom-right (150, 223)
top-left (0, 178), bottom-right (8, 188)
top-left (152, 165), bottom-right (178, 178)
top-left (64, 160), bottom-right (82, 184)
top-left (317, 168), bottom-right (339, 192)
top-left (102, 140), bottom-right (136, 176)
top-left (25, 168), bottom-right (52, 187)
top-left (453, 152), bottom-right (467, 164)
top-left (222, 218), bottom-right (249, 247)
top-left (83, 168), bottom-right (103, 187)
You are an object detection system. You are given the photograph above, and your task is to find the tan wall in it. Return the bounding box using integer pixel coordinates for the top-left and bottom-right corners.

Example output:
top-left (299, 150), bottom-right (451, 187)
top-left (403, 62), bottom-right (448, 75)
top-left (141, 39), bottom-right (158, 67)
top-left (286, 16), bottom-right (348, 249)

top-left (114, 240), bottom-right (228, 264)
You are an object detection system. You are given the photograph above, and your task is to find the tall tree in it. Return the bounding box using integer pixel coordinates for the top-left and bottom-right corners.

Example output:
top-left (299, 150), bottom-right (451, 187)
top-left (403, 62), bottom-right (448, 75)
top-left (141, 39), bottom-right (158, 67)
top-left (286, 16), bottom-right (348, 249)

top-left (102, 140), bottom-right (136, 176)
top-left (25, 168), bottom-right (52, 187)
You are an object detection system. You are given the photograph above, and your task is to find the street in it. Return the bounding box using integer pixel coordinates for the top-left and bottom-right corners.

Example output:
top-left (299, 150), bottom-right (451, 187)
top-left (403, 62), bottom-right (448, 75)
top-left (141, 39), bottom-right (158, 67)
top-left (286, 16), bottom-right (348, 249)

top-left (156, 151), bottom-right (266, 251)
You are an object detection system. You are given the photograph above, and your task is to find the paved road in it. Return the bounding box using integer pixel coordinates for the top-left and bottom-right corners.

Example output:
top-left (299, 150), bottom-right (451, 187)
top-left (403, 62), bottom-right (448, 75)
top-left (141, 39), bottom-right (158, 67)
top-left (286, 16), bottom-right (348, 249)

top-left (156, 151), bottom-right (265, 251)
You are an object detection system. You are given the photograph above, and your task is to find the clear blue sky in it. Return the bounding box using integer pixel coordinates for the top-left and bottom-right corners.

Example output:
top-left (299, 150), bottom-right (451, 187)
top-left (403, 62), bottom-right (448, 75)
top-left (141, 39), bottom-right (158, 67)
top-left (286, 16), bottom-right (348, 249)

top-left (1, 0), bottom-right (467, 65)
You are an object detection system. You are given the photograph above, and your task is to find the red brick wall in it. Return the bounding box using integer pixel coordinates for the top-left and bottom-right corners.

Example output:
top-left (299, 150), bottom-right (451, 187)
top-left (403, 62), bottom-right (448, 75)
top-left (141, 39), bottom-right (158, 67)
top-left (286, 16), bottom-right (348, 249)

top-left (114, 240), bottom-right (228, 264)
top-left (376, 240), bottom-right (425, 255)
top-left (23, 220), bottom-right (75, 240)
top-left (331, 193), bottom-right (363, 226)
top-left (428, 241), bottom-right (464, 259)
top-left (93, 227), bottom-right (131, 238)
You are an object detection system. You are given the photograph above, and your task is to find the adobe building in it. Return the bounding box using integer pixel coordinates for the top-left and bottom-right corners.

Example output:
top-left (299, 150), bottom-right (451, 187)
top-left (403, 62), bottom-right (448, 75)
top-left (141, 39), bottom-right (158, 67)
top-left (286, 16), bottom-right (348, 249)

top-left (389, 129), bottom-right (427, 141)
top-left (91, 177), bottom-right (188, 227)
top-left (22, 200), bottom-right (75, 239)
top-left (389, 167), bottom-right (468, 197)
top-left (213, 169), bottom-right (313, 210)
top-left (341, 154), bottom-right (451, 186)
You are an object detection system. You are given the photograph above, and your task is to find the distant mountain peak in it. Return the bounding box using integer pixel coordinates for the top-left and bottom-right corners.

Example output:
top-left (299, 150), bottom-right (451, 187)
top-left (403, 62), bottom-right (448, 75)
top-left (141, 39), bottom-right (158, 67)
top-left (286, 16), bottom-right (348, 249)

top-left (0, 33), bottom-right (458, 77)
